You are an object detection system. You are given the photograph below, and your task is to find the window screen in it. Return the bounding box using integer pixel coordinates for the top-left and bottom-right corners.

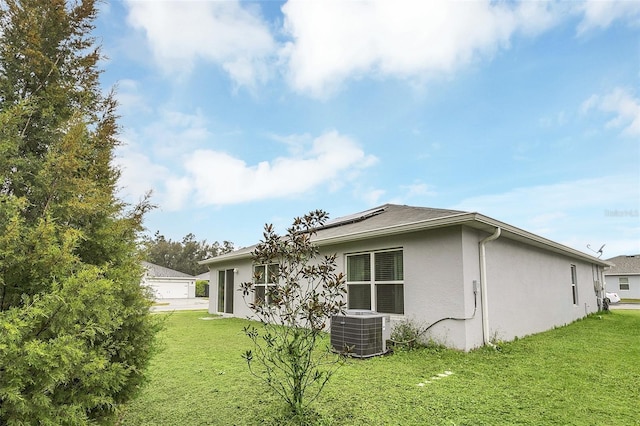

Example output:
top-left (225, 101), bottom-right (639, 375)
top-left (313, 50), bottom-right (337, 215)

top-left (375, 250), bottom-right (403, 281)
top-left (348, 284), bottom-right (371, 310)
top-left (254, 286), bottom-right (265, 305)
top-left (347, 254), bottom-right (371, 282)
top-left (376, 284), bottom-right (404, 314)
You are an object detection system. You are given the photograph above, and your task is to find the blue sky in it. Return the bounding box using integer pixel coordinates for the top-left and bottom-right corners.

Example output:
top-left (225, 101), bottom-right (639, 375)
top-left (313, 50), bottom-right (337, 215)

top-left (96, 1), bottom-right (639, 258)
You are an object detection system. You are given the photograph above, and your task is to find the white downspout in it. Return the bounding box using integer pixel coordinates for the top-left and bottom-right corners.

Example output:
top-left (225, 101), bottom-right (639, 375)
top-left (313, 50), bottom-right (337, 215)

top-left (479, 227), bottom-right (501, 347)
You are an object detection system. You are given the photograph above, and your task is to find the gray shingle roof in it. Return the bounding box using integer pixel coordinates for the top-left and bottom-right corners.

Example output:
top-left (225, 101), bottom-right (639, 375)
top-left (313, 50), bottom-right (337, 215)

top-left (605, 255), bottom-right (640, 275)
top-left (200, 204), bottom-right (467, 264)
top-left (195, 272), bottom-right (210, 280)
top-left (313, 204), bottom-right (467, 240)
top-left (142, 261), bottom-right (195, 278)
top-left (199, 203), bottom-right (609, 267)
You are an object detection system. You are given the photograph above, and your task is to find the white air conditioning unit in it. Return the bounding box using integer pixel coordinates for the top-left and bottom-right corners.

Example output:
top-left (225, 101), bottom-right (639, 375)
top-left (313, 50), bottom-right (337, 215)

top-left (330, 310), bottom-right (391, 358)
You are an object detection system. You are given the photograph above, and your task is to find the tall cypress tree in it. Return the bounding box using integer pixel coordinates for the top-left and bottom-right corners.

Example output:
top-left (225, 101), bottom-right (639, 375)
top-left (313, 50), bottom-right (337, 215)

top-left (0, 1), bottom-right (160, 423)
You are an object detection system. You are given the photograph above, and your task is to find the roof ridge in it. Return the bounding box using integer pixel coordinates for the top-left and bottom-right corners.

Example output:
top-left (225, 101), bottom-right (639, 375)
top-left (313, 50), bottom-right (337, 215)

top-left (142, 261), bottom-right (195, 278)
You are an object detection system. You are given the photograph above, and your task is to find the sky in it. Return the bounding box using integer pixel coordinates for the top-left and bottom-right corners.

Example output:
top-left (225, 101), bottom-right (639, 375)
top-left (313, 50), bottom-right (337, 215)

top-left (95, 0), bottom-right (640, 258)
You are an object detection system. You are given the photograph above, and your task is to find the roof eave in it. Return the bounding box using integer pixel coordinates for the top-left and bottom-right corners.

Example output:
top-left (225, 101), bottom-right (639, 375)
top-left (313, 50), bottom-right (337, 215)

top-left (314, 212), bottom-right (610, 267)
top-left (471, 214), bottom-right (612, 267)
top-left (198, 211), bottom-right (611, 268)
top-left (313, 212), bottom-right (478, 245)
top-left (199, 248), bottom-right (254, 266)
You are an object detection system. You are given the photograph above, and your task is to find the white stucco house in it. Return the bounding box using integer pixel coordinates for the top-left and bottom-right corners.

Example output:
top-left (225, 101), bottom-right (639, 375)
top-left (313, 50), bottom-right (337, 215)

top-left (142, 261), bottom-right (196, 299)
top-left (200, 204), bottom-right (610, 351)
top-left (604, 255), bottom-right (640, 299)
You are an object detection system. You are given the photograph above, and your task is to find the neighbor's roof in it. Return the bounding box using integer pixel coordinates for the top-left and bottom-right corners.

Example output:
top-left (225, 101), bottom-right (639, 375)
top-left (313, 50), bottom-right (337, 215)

top-left (604, 255), bottom-right (640, 275)
top-left (195, 271), bottom-right (210, 280)
top-left (199, 204), bottom-right (610, 268)
top-left (142, 261), bottom-right (195, 278)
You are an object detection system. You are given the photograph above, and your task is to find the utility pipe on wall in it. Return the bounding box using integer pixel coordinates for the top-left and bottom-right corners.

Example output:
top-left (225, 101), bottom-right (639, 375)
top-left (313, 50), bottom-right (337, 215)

top-left (479, 227), bottom-right (501, 346)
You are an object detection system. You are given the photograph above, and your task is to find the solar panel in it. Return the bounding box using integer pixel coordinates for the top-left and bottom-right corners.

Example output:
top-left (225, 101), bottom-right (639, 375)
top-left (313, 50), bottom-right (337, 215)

top-left (320, 206), bottom-right (386, 230)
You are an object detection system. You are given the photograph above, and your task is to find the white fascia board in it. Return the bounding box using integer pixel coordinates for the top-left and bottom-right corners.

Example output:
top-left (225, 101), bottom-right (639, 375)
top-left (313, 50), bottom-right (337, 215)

top-left (199, 211), bottom-right (611, 268)
top-left (471, 214), bottom-right (612, 267)
top-left (313, 212), bottom-right (611, 267)
top-left (604, 272), bottom-right (640, 276)
top-left (198, 247), bottom-right (254, 266)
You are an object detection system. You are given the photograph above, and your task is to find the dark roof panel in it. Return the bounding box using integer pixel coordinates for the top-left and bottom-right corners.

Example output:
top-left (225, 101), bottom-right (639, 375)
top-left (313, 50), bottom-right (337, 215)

top-left (314, 204), bottom-right (467, 240)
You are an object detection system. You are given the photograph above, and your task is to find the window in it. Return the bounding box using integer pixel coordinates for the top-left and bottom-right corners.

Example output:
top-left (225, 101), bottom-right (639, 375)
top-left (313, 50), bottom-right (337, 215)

top-left (254, 264), bottom-right (279, 304)
top-left (346, 249), bottom-right (404, 314)
top-left (570, 265), bottom-right (578, 305)
top-left (619, 277), bottom-right (630, 291)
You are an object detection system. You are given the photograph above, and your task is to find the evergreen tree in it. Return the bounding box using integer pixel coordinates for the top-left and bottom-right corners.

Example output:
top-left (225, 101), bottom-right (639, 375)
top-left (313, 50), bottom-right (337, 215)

top-left (143, 232), bottom-right (234, 276)
top-left (0, 1), bottom-right (160, 423)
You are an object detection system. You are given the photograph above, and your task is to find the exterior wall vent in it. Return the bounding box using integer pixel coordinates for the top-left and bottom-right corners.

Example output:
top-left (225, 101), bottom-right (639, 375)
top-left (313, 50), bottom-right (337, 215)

top-left (330, 310), bottom-right (391, 358)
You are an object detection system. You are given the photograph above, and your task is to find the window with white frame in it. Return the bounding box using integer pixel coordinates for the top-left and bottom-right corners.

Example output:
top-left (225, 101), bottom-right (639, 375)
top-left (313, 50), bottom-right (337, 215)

top-left (619, 277), bottom-right (630, 291)
top-left (346, 249), bottom-right (404, 314)
top-left (570, 265), bottom-right (578, 305)
top-left (254, 264), bottom-right (279, 304)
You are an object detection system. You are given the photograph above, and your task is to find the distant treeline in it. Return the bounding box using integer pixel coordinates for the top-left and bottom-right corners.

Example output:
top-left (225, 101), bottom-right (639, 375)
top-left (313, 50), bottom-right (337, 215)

top-left (143, 232), bottom-right (234, 276)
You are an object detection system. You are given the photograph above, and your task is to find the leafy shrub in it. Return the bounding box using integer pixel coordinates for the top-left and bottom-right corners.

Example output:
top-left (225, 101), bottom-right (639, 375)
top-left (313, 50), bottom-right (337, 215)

top-left (195, 280), bottom-right (209, 297)
top-left (390, 318), bottom-right (424, 349)
top-left (240, 210), bottom-right (347, 417)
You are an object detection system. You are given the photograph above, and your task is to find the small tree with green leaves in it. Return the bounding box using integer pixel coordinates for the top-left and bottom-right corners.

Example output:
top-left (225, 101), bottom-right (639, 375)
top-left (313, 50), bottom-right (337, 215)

top-left (240, 210), bottom-right (347, 418)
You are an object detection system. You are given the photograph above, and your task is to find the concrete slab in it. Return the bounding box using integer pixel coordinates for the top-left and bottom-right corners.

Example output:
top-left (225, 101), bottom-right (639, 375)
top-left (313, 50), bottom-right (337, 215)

top-left (608, 303), bottom-right (640, 310)
top-left (151, 298), bottom-right (210, 312)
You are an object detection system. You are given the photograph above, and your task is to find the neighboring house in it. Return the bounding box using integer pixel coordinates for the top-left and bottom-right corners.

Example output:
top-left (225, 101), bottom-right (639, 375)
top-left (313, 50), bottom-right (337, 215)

top-left (195, 272), bottom-right (210, 282)
top-left (142, 261), bottom-right (196, 299)
top-left (200, 204), bottom-right (610, 351)
top-left (604, 255), bottom-right (640, 299)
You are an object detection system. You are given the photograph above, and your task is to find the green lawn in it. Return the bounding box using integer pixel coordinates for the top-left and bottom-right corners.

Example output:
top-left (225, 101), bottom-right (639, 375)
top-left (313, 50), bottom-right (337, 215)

top-left (120, 310), bottom-right (640, 425)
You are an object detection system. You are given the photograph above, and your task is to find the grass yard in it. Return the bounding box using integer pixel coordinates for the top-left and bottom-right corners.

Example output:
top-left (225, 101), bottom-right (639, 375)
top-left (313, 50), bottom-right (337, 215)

top-left (120, 310), bottom-right (640, 425)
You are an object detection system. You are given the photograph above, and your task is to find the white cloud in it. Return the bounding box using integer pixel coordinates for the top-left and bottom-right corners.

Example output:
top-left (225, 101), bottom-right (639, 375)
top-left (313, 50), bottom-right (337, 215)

top-left (113, 107), bottom-right (215, 206)
top-left (164, 176), bottom-right (192, 211)
top-left (113, 110), bottom-right (379, 211)
top-left (576, 0), bottom-right (640, 34)
top-left (172, 130), bottom-right (377, 206)
top-left (280, 0), bottom-right (557, 97)
top-left (121, 1), bottom-right (638, 99)
top-left (453, 175), bottom-right (640, 256)
top-left (581, 88), bottom-right (640, 136)
top-left (114, 79), bottom-right (151, 115)
top-left (113, 143), bottom-right (169, 202)
top-left (360, 188), bottom-right (386, 206)
top-left (125, 0), bottom-right (275, 86)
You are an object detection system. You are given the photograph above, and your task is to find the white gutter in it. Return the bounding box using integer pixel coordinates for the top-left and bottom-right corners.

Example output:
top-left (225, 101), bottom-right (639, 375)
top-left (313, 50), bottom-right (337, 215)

top-left (479, 227), bottom-right (501, 347)
top-left (200, 211), bottom-right (611, 269)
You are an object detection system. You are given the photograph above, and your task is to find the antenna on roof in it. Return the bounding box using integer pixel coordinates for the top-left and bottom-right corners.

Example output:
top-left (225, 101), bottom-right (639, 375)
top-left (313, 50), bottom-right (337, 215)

top-left (587, 243), bottom-right (605, 258)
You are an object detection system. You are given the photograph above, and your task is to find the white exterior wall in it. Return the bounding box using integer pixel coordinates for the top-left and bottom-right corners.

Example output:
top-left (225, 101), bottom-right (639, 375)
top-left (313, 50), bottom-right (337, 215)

top-left (323, 226), bottom-right (474, 350)
top-left (401, 227), bottom-right (472, 350)
top-left (605, 274), bottom-right (640, 299)
top-left (205, 225), bottom-right (604, 351)
top-left (480, 232), bottom-right (600, 343)
top-left (208, 258), bottom-right (254, 317)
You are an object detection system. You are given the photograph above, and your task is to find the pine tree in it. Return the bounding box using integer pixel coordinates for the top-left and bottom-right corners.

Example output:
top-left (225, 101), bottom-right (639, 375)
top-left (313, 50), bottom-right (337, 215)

top-left (0, 1), bottom-right (160, 423)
